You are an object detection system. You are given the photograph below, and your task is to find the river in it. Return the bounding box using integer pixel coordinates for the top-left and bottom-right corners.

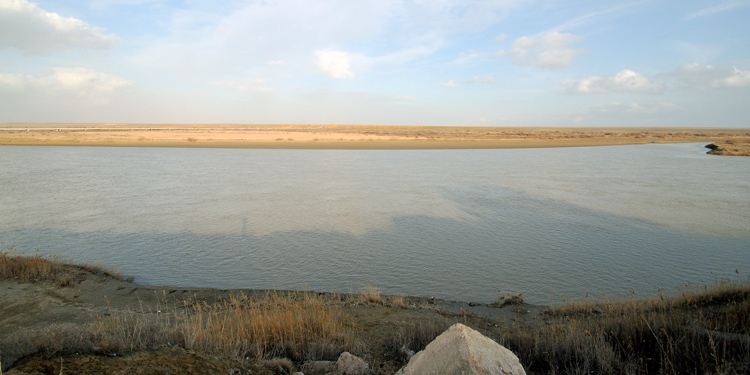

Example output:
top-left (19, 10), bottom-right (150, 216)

top-left (1, 143), bottom-right (748, 304)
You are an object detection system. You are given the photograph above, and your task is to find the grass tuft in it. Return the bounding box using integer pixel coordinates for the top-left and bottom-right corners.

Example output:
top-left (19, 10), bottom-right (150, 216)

top-left (0, 248), bottom-right (126, 283)
top-left (359, 286), bottom-right (382, 305)
top-left (181, 291), bottom-right (356, 361)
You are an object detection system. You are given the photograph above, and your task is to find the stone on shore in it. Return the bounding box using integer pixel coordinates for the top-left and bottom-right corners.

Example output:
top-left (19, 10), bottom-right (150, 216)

top-left (396, 323), bottom-right (526, 375)
top-left (494, 292), bottom-right (523, 307)
top-left (329, 352), bottom-right (369, 375)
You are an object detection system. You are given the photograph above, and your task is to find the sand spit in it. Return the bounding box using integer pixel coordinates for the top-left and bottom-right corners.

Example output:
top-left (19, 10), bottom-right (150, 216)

top-left (1, 124), bottom-right (749, 152)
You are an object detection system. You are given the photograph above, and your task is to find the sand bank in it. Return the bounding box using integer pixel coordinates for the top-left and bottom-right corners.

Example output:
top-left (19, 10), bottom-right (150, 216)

top-left (1, 124), bottom-right (749, 151)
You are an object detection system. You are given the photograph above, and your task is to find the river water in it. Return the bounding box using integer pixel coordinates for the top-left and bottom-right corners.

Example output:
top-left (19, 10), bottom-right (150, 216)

top-left (1, 143), bottom-right (748, 304)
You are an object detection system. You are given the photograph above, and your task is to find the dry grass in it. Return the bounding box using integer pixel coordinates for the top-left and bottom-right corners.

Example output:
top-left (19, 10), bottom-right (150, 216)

top-left (7, 291), bottom-right (358, 366)
top-left (181, 291), bottom-right (358, 361)
top-left (0, 247), bottom-right (124, 284)
top-left (360, 286), bottom-right (382, 305)
top-left (390, 295), bottom-right (406, 309)
top-left (0, 248), bottom-right (64, 282)
top-left (497, 279), bottom-right (750, 375)
top-left (384, 320), bottom-right (450, 365)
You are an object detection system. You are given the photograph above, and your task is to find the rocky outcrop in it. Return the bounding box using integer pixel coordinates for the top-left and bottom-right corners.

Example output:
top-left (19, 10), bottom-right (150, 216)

top-left (396, 323), bottom-right (526, 375)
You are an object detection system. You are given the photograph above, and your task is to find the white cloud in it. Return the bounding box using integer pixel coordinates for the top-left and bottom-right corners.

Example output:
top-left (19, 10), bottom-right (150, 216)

top-left (210, 78), bottom-right (271, 92)
top-left (367, 45), bottom-right (439, 66)
top-left (590, 102), bottom-right (677, 114)
top-left (440, 80), bottom-right (459, 88)
top-left (465, 76), bottom-right (497, 84)
top-left (496, 31), bottom-right (588, 69)
top-left (494, 33), bottom-right (507, 42)
top-left (315, 50), bottom-right (355, 79)
top-left (0, 0), bottom-right (119, 55)
top-left (562, 70), bottom-right (664, 95)
top-left (454, 49), bottom-right (487, 64)
top-left (684, 1), bottom-right (749, 20)
top-left (674, 63), bottom-right (750, 88)
top-left (0, 67), bottom-right (131, 102)
top-left (131, 0), bottom-right (528, 84)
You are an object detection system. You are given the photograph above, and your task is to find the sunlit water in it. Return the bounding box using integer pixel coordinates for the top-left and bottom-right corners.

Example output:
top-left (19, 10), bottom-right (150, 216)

top-left (1, 143), bottom-right (748, 304)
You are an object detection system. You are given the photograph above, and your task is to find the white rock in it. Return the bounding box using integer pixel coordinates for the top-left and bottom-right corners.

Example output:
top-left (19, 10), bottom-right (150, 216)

top-left (331, 352), bottom-right (369, 375)
top-left (396, 323), bottom-right (526, 375)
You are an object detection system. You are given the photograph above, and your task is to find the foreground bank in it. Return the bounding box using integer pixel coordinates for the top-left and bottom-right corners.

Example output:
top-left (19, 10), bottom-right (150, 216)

top-left (1, 252), bottom-right (748, 374)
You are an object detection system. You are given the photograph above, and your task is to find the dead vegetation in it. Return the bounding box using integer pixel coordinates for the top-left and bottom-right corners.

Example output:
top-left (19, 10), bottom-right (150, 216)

top-left (3, 253), bottom-right (750, 374)
top-left (497, 279), bottom-right (750, 374)
top-left (0, 247), bottom-right (125, 285)
top-left (6, 291), bottom-right (360, 367)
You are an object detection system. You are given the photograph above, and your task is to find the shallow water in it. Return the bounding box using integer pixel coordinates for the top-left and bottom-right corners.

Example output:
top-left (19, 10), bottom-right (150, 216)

top-left (1, 143), bottom-right (748, 304)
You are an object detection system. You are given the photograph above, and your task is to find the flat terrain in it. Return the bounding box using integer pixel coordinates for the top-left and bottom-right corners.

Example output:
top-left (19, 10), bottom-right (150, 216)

top-left (1, 123), bottom-right (749, 153)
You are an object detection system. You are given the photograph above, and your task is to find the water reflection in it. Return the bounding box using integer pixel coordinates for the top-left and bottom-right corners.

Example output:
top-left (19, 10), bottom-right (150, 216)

top-left (1, 144), bottom-right (749, 304)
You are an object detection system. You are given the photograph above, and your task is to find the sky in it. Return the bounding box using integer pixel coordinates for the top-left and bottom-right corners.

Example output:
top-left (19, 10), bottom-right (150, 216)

top-left (1, 0), bottom-right (749, 127)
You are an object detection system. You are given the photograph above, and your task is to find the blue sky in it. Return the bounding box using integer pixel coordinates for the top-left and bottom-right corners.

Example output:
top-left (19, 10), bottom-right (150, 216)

top-left (1, 0), bottom-right (749, 127)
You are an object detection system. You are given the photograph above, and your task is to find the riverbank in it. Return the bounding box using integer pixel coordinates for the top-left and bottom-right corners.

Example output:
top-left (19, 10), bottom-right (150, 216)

top-left (2, 252), bottom-right (749, 374)
top-left (1, 124), bottom-right (749, 151)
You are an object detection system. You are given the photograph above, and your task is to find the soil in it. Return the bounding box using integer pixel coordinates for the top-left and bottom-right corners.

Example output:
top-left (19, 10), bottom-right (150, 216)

top-left (1, 265), bottom-right (542, 374)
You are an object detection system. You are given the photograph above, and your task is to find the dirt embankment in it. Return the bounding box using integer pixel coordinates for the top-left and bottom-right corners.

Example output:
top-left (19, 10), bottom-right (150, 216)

top-left (0, 261), bottom-right (538, 375)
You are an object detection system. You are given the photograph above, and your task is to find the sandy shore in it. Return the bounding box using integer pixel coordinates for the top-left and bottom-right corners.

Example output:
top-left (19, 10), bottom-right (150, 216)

top-left (2, 123), bottom-right (749, 152)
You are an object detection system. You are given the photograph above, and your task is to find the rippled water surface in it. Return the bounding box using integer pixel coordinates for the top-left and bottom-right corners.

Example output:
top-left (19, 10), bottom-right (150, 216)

top-left (1, 143), bottom-right (749, 304)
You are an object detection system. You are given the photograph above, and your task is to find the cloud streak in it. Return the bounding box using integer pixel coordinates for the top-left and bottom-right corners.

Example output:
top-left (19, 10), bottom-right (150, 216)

top-left (684, 1), bottom-right (749, 20)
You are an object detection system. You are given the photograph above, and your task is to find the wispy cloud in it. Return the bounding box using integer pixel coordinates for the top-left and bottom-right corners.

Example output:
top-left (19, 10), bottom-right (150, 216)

top-left (674, 63), bottom-right (750, 88)
top-left (685, 1), bottom-right (749, 20)
top-left (210, 78), bottom-right (271, 92)
top-left (454, 49), bottom-right (488, 64)
top-left (588, 102), bottom-right (677, 114)
top-left (549, 2), bottom-right (641, 33)
top-left (465, 76), bottom-right (498, 84)
top-left (562, 70), bottom-right (664, 95)
top-left (440, 80), bottom-right (460, 88)
top-left (496, 31), bottom-right (588, 69)
top-left (0, 0), bottom-right (119, 55)
top-left (0, 67), bottom-right (131, 102)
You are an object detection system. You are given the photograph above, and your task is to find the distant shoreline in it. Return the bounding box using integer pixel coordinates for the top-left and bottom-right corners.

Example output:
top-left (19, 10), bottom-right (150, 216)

top-left (1, 123), bottom-right (749, 152)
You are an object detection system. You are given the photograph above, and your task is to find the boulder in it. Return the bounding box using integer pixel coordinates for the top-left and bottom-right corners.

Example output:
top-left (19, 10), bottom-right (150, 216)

top-left (396, 323), bottom-right (526, 375)
top-left (494, 292), bottom-right (523, 307)
top-left (330, 352), bottom-right (369, 375)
